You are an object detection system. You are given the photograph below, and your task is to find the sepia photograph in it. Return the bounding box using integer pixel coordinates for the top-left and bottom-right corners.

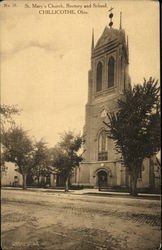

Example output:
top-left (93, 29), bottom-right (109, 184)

top-left (0, 0), bottom-right (161, 249)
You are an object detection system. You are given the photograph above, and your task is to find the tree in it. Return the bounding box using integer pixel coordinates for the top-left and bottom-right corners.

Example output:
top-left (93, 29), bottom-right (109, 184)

top-left (0, 104), bottom-right (20, 163)
top-left (0, 104), bottom-right (21, 131)
top-left (0, 105), bottom-right (21, 184)
top-left (1, 126), bottom-right (34, 189)
top-left (30, 140), bottom-right (52, 185)
top-left (51, 131), bottom-right (83, 192)
top-left (104, 78), bottom-right (161, 196)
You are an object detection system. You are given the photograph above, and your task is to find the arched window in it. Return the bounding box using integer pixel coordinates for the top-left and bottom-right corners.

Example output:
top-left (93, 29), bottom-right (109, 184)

top-left (98, 130), bottom-right (108, 161)
top-left (96, 62), bottom-right (102, 92)
top-left (108, 57), bottom-right (115, 88)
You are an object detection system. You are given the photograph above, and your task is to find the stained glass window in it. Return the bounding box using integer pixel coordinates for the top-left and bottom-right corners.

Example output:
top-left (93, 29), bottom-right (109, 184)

top-left (98, 130), bottom-right (108, 161)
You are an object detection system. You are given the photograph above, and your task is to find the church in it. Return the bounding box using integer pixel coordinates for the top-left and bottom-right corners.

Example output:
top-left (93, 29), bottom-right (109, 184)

top-left (70, 12), bottom-right (161, 192)
top-left (1, 12), bottom-right (160, 192)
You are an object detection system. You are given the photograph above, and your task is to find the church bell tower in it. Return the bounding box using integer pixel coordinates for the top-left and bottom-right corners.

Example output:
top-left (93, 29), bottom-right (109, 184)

top-left (77, 10), bottom-right (131, 187)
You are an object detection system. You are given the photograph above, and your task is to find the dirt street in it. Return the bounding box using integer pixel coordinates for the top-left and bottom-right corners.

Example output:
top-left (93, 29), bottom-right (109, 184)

top-left (1, 189), bottom-right (161, 250)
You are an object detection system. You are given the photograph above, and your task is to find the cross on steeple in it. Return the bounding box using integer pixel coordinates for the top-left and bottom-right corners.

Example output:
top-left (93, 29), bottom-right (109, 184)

top-left (108, 7), bottom-right (114, 28)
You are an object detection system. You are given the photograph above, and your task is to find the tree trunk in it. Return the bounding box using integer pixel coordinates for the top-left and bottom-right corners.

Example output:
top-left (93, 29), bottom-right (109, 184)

top-left (65, 177), bottom-right (69, 192)
top-left (130, 174), bottom-right (138, 196)
top-left (23, 174), bottom-right (27, 190)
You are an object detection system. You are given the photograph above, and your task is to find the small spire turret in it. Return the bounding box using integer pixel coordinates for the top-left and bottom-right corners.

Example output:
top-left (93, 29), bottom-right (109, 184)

top-left (120, 12), bottom-right (122, 29)
top-left (91, 28), bottom-right (94, 51)
top-left (127, 35), bottom-right (129, 63)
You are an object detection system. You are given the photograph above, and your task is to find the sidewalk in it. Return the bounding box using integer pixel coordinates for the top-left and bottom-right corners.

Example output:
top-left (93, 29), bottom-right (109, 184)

top-left (72, 188), bottom-right (161, 200)
top-left (2, 186), bottom-right (161, 200)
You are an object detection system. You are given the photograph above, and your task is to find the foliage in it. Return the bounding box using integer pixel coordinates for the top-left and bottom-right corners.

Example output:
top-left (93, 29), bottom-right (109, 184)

top-left (30, 140), bottom-right (53, 183)
top-left (51, 131), bottom-right (84, 191)
top-left (0, 104), bottom-right (21, 179)
top-left (104, 77), bottom-right (161, 195)
top-left (0, 104), bottom-right (21, 130)
top-left (1, 126), bottom-right (34, 189)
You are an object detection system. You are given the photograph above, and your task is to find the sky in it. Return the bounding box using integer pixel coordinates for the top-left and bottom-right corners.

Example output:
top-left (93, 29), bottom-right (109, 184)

top-left (0, 0), bottom-right (160, 147)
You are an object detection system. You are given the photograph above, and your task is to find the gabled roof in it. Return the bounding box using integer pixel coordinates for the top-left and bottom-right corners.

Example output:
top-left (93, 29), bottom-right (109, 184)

top-left (95, 26), bottom-right (126, 49)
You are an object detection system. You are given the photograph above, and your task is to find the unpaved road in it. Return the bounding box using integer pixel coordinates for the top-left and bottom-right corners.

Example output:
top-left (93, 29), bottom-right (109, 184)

top-left (1, 189), bottom-right (161, 250)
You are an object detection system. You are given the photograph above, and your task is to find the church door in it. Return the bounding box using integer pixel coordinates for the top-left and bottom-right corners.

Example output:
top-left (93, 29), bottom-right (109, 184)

top-left (98, 170), bottom-right (108, 188)
top-left (56, 174), bottom-right (65, 187)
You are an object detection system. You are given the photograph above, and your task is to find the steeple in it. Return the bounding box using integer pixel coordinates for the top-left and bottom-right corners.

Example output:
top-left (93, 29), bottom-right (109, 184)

top-left (127, 35), bottom-right (129, 63)
top-left (119, 12), bottom-right (122, 29)
top-left (89, 9), bottom-right (130, 96)
top-left (91, 28), bottom-right (94, 51)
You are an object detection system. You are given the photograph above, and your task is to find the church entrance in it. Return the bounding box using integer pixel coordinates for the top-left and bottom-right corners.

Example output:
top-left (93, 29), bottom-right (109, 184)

top-left (98, 170), bottom-right (108, 188)
top-left (56, 174), bottom-right (65, 187)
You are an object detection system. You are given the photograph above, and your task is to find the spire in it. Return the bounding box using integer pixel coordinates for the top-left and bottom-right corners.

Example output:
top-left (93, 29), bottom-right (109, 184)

top-left (91, 29), bottom-right (94, 68)
top-left (91, 28), bottom-right (94, 50)
top-left (127, 35), bottom-right (129, 63)
top-left (127, 35), bottom-right (129, 49)
top-left (108, 7), bottom-right (114, 28)
top-left (120, 12), bottom-right (122, 29)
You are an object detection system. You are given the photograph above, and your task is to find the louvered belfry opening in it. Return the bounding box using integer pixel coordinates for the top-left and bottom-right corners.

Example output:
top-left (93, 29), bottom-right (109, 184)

top-left (96, 62), bottom-right (102, 92)
top-left (108, 56), bottom-right (115, 88)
